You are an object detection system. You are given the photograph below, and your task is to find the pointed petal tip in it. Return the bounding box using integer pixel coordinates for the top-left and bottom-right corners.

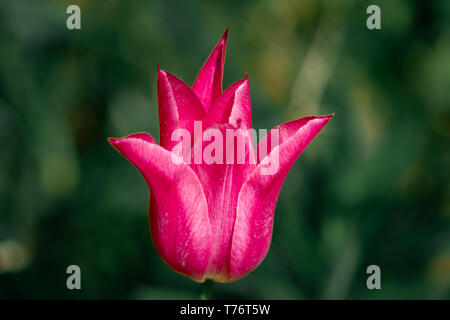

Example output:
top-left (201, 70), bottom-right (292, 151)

top-left (108, 137), bottom-right (119, 146)
top-left (311, 113), bottom-right (334, 123)
top-left (213, 27), bottom-right (229, 54)
top-left (221, 26), bottom-right (230, 44)
top-left (239, 75), bottom-right (249, 91)
top-left (322, 113), bottom-right (334, 122)
top-left (108, 136), bottom-right (126, 154)
top-left (192, 29), bottom-right (229, 111)
top-left (108, 133), bottom-right (156, 149)
top-left (157, 67), bottom-right (166, 77)
top-left (307, 113), bottom-right (334, 129)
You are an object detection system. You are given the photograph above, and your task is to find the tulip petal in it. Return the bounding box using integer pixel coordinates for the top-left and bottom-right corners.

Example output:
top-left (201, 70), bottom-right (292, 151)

top-left (189, 123), bottom-right (256, 281)
top-left (109, 133), bottom-right (212, 282)
top-left (192, 28), bottom-right (229, 111)
top-left (229, 115), bottom-right (333, 280)
top-left (157, 69), bottom-right (205, 151)
top-left (203, 76), bottom-right (252, 130)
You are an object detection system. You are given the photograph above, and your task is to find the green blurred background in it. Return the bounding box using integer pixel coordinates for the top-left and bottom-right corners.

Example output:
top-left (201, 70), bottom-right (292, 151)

top-left (0, 0), bottom-right (449, 299)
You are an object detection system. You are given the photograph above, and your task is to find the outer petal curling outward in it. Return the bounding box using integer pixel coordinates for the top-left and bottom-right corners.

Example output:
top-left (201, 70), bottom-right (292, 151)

top-left (157, 69), bottom-right (205, 151)
top-left (228, 115), bottom-right (333, 281)
top-left (203, 76), bottom-right (252, 131)
top-left (190, 122), bottom-right (256, 281)
top-left (192, 28), bottom-right (229, 112)
top-left (109, 133), bottom-right (212, 282)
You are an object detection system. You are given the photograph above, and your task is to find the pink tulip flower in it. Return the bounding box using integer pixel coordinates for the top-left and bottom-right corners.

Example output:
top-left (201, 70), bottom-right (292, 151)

top-left (109, 29), bottom-right (332, 282)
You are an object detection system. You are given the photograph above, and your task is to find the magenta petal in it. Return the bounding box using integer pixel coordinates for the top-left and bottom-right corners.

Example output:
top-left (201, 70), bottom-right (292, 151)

top-left (228, 115), bottom-right (333, 280)
top-left (157, 69), bottom-right (205, 151)
top-left (192, 28), bottom-right (228, 112)
top-left (227, 76), bottom-right (251, 129)
top-left (203, 76), bottom-right (252, 130)
top-left (203, 79), bottom-right (244, 128)
top-left (109, 133), bottom-right (212, 282)
top-left (189, 123), bottom-right (256, 281)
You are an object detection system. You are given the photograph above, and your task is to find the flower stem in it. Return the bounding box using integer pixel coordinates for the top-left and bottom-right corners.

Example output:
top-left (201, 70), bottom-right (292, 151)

top-left (200, 279), bottom-right (213, 300)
